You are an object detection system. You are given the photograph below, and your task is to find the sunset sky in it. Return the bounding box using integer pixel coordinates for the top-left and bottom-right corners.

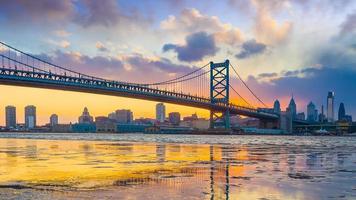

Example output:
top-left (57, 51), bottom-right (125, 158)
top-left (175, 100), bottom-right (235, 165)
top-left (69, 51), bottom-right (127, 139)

top-left (0, 0), bottom-right (355, 125)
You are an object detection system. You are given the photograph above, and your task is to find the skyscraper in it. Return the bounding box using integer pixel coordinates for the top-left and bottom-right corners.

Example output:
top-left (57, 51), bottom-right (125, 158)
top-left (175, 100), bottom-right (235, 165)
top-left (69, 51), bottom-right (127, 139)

top-left (156, 103), bottom-right (166, 122)
top-left (338, 103), bottom-right (346, 121)
top-left (327, 91), bottom-right (335, 122)
top-left (288, 96), bottom-right (297, 118)
top-left (168, 112), bottom-right (181, 126)
top-left (50, 114), bottom-right (59, 126)
top-left (5, 105), bottom-right (16, 128)
top-left (319, 105), bottom-right (326, 123)
top-left (115, 109), bottom-right (133, 123)
top-left (307, 101), bottom-right (317, 122)
top-left (273, 100), bottom-right (281, 114)
top-left (25, 105), bottom-right (36, 129)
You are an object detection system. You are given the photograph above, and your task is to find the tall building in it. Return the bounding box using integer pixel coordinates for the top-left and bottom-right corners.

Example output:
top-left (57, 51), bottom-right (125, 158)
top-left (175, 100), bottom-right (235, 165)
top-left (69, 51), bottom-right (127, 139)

top-left (287, 96), bottom-right (297, 118)
top-left (5, 105), bottom-right (16, 128)
top-left (115, 109), bottom-right (133, 123)
top-left (25, 105), bottom-right (36, 129)
top-left (338, 103), bottom-right (346, 121)
top-left (319, 105), bottom-right (326, 123)
top-left (156, 103), bottom-right (166, 122)
top-left (273, 100), bottom-right (281, 114)
top-left (168, 112), bottom-right (181, 126)
top-left (78, 107), bottom-right (94, 124)
top-left (50, 114), bottom-right (58, 126)
top-left (327, 91), bottom-right (335, 122)
top-left (307, 101), bottom-right (317, 122)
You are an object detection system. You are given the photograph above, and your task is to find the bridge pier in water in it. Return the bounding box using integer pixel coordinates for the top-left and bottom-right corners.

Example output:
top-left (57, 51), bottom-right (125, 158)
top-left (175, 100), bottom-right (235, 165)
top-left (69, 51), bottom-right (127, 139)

top-left (209, 60), bottom-right (230, 130)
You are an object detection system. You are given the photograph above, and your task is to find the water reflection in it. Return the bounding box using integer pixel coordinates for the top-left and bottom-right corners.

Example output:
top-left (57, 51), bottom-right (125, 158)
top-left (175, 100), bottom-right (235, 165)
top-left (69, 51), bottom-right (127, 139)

top-left (0, 137), bottom-right (355, 199)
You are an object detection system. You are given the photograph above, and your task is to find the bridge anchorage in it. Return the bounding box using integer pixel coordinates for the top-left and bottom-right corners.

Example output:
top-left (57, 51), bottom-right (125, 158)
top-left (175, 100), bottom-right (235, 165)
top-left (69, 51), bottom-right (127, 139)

top-left (0, 41), bottom-right (282, 132)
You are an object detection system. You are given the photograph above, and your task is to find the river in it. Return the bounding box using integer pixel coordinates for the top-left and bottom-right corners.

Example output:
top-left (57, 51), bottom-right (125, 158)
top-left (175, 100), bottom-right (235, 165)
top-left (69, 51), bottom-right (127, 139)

top-left (0, 133), bottom-right (355, 199)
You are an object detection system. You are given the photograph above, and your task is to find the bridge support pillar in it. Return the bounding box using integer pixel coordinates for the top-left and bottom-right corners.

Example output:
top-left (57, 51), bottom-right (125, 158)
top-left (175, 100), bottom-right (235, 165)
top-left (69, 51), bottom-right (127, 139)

top-left (210, 60), bottom-right (230, 130)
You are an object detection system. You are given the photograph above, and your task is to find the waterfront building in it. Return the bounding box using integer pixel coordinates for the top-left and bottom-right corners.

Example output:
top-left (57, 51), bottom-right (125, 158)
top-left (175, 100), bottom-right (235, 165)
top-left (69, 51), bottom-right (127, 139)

top-left (25, 105), bottom-right (36, 129)
top-left (78, 107), bottom-right (94, 124)
top-left (273, 100), bottom-right (281, 114)
top-left (51, 124), bottom-right (72, 133)
top-left (117, 124), bottom-right (149, 133)
top-left (338, 103), bottom-right (346, 121)
top-left (287, 96), bottom-right (297, 118)
top-left (115, 109), bottom-right (133, 123)
top-left (95, 116), bottom-right (117, 133)
top-left (156, 103), bottom-right (166, 123)
top-left (327, 91), bottom-right (335, 122)
top-left (191, 119), bottom-right (209, 130)
top-left (168, 112), bottom-right (181, 126)
top-left (297, 112), bottom-right (305, 120)
top-left (307, 102), bottom-right (318, 122)
top-left (183, 113), bottom-right (198, 122)
top-left (50, 114), bottom-right (58, 127)
top-left (72, 123), bottom-right (96, 133)
top-left (5, 105), bottom-right (16, 128)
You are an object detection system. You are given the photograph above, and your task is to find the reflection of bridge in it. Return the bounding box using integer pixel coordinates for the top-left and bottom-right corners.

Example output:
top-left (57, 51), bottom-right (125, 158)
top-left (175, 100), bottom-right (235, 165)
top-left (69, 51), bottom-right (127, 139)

top-left (0, 41), bottom-right (279, 129)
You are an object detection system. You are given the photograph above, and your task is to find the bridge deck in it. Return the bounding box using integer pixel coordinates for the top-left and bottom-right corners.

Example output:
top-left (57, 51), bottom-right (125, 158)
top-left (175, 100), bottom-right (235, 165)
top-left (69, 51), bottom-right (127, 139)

top-left (0, 68), bottom-right (278, 120)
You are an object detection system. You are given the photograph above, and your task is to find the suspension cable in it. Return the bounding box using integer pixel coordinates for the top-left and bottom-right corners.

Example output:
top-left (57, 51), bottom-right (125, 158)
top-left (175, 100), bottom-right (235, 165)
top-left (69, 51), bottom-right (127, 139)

top-left (230, 63), bottom-right (267, 107)
top-left (229, 85), bottom-right (254, 108)
top-left (143, 62), bottom-right (210, 86)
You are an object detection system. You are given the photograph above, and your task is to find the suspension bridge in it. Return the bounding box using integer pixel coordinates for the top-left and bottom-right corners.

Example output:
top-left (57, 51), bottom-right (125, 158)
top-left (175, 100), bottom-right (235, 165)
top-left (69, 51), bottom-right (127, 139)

top-left (0, 41), bottom-right (280, 129)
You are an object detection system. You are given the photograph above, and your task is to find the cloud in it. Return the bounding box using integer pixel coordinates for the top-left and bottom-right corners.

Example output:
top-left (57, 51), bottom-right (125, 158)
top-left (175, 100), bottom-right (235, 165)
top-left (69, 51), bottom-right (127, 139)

top-left (340, 11), bottom-right (356, 35)
top-left (74, 0), bottom-right (121, 27)
top-left (46, 39), bottom-right (71, 48)
top-left (160, 8), bottom-right (244, 46)
top-left (254, 8), bottom-right (293, 44)
top-left (95, 42), bottom-right (109, 52)
top-left (236, 39), bottom-right (267, 59)
top-left (53, 30), bottom-right (71, 37)
top-left (0, 0), bottom-right (74, 25)
top-left (33, 49), bottom-right (197, 84)
top-left (163, 32), bottom-right (218, 62)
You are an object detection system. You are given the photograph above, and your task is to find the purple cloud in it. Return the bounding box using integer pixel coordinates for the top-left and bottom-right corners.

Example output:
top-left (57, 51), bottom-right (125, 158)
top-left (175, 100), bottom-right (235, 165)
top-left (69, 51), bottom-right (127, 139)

top-left (163, 32), bottom-right (218, 62)
top-left (235, 39), bottom-right (267, 59)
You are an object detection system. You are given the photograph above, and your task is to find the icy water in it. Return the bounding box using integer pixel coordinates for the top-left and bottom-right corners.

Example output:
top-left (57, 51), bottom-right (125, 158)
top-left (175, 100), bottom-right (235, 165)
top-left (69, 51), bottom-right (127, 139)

top-left (0, 133), bottom-right (355, 200)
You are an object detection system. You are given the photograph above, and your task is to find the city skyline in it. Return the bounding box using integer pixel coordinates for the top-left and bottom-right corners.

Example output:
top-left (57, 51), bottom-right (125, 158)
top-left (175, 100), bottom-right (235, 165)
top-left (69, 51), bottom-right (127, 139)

top-left (0, 0), bottom-right (355, 124)
top-left (2, 91), bottom-right (353, 126)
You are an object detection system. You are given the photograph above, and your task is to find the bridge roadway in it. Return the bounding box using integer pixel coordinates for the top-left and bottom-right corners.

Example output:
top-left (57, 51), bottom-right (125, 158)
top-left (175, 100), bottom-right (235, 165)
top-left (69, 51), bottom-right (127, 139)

top-left (0, 67), bottom-right (279, 120)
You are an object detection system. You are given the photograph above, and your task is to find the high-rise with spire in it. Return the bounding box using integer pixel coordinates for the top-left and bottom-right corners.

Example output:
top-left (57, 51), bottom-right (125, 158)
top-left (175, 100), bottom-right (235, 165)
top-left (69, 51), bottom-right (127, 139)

top-left (287, 95), bottom-right (297, 118)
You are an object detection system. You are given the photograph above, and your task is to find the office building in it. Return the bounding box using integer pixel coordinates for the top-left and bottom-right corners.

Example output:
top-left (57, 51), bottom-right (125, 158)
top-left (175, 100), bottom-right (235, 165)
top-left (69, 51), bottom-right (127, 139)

top-left (50, 114), bottom-right (58, 126)
top-left (338, 103), bottom-right (346, 121)
top-left (115, 109), bottom-right (133, 123)
top-left (156, 103), bottom-right (166, 122)
top-left (327, 91), bottom-right (334, 122)
top-left (78, 107), bottom-right (94, 124)
top-left (25, 105), bottom-right (36, 129)
top-left (319, 105), bottom-right (326, 123)
top-left (168, 112), bottom-right (181, 126)
top-left (5, 105), bottom-right (16, 128)
top-left (307, 101), bottom-right (318, 122)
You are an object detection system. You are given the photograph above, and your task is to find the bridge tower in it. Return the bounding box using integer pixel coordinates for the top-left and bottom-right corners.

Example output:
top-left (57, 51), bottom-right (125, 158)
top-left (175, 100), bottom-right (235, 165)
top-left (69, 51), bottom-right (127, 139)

top-left (210, 60), bottom-right (230, 129)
